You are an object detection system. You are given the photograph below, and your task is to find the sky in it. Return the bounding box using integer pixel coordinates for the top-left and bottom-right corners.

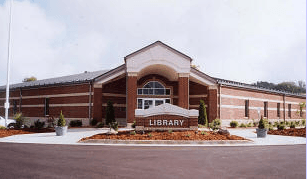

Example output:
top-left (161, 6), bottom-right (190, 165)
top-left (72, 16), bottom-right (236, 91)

top-left (0, 0), bottom-right (305, 86)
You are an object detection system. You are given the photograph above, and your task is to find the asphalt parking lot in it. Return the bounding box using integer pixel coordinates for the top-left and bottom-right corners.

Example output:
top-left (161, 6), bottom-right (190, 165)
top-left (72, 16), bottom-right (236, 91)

top-left (0, 143), bottom-right (305, 179)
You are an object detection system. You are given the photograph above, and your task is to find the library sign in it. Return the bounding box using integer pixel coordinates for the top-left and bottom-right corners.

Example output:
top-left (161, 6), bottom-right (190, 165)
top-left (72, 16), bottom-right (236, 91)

top-left (135, 103), bottom-right (198, 131)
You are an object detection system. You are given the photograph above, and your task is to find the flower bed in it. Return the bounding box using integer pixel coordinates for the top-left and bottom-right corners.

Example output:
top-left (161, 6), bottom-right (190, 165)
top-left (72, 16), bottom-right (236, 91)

top-left (268, 128), bottom-right (306, 137)
top-left (0, 128), bottom-right (55, 138)
top-left (80, 130), bottom-right (246, 141)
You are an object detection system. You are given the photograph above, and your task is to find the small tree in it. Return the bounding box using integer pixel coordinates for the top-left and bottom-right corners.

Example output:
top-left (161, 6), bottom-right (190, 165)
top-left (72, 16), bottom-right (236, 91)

top-left (57, 111), bottom-right (66, 127)
top-left (198, 100), bottom-right (208, 126)
top-left (105, 100), bottom-right (116, 125)
top-left (209, 118), bottom-right (221, 132)
top-left (258, 115), bottom-right (267, 129)
top-left (23, 76), bottom-right (37, 82)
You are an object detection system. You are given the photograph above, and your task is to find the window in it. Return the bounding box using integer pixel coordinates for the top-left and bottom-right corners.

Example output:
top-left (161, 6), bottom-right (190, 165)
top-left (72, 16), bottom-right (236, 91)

top-left (264, 102), bottom-right (268, 117)
top-left (137, 98), bottom-right (170, 109)
top-left (137, 81), bottom-right (171, 95)
top-left (244, 100), bottom-right (249, 117)
top-left (277, 103), bottom-right (280, 118)
top-left (44, 98), bottom-right (49, 116)
top-left (288, 104), bottom-right (291, 118)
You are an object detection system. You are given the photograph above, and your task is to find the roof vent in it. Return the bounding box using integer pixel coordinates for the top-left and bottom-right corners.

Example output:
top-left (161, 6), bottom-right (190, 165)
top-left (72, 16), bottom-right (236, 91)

top-left (84, 71), bottom-right (88, 73)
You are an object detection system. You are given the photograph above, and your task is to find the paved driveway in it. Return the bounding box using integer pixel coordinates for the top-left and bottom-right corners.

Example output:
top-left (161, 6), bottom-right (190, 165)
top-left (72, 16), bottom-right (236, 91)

top-left (0, 143), bottom-right (305, 179)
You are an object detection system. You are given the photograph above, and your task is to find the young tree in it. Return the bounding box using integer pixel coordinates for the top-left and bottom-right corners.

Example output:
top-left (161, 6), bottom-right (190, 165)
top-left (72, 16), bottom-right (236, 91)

top-left (23, 76), bottom-right (37, 82)
top-left (198, 100), bottom-right (208, 126)
top-left (105, 100), bottom-right (115, 125)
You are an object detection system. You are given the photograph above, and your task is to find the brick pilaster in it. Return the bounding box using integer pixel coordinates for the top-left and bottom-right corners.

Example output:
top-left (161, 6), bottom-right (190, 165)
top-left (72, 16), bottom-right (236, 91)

top-left (93, 86), bottom-right (103, 122)
top-left (208, 88), bottom-right (218, 123)
top-left (127, 74), bottom-right (137, 123)
top-left (178, 74), bottom-right (189, 109)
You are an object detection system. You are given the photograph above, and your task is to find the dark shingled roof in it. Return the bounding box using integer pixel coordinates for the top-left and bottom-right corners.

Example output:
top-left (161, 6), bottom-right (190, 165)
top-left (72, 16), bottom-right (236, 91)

top-left (215, 77), bottom-right (306, 98)
top-left (0, 70), bottom-right (109, 91)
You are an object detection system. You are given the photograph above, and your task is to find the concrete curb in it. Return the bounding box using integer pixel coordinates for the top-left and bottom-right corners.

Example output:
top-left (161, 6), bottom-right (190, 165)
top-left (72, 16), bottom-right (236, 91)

top-left (79, 139), bottom-right (252, 145)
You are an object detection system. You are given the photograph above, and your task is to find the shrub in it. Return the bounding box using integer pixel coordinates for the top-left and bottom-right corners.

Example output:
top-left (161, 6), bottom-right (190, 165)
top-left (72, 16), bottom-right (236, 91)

top-left (34, 119), bottom-right (45, 130)
top-left (277, 124), bottom-right (285, 130)
top-left (302, 119), bottom-right (306, 126)
top-left (295, 121), bottom-right (300, 126)
top-left (247, 123), bottom-right (252, 127)
top-left (209, 119), bottom-right (221, 132)
top-left (268, 124), bottom-right (274, 131)
top-left (130, 131), bottom-right (136, 135)
top-left (0, 126), bottom-right (6, 129)
top-left (230, 121), bottom-right (238, 128)
top-left (168, 129), bottom-right (173, 134)
top-left (258, 116), bottom-right (268, 129)
top-left (105, 100), bottom-right (116, 125)
top-left (239, 123), bottom-right (246, 128)
top-left (97, 122), bottom-right (104, 128)
top-left (185, 134), bottom-right (191, 137)
top-left (132, 121), bottom-right (136, 128)
top-left (57, 111), bottom-right (66, 127)
top-left (110, 122), bottom-right (118, 131)
top-left (198, 124), bottom-right (206, 128)
top-left (201, 131), bottom-right (208, 135)
top-left (273, 121), bottom-right (279, 127)
top-left (90, 119), bottom-right (98, 126)
top-left (198, 100), bottom-right (208, 126)
top-left (285, 121), bottom-right (290, 127)
top-left (13, 113), bottom-right (25, 129)
top-left (148, 133), bottom-right (152, 137)
top-left (69, 120), bottom-right (82, 127)
top-left (290, 121), bottom-right (296, 129)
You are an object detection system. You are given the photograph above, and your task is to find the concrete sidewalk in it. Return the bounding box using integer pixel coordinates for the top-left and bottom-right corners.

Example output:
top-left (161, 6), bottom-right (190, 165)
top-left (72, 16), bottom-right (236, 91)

top-left (0, 128), bottom-right (305, 146)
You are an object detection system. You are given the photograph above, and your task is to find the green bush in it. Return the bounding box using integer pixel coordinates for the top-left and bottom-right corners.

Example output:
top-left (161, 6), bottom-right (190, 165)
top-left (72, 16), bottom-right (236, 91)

top-left (132, 121), bottom-right (136, 128)
top-left (57, 111), bottom-right (66, 127)
top-left (277, 124), bottom-right (285, 130)
top-left (130, 131), bottom-right (136, 135)
top-left (201, 131), bottom-right (208, 135)
top-left (198, 124), bottom-right (206, 128)
top-left (230, 121), bottom-right (238, 128)
top-left (239, 123), bottom-right (246, 128)
top-left (105, 100), bottom-right (116, 125)
top-left (168, 129), bottom-right (173, 134)
top-left (268, 124), bottom-right (274, 131)
top-left (97, 122), bottom-right (104, 128)
top-left (302, 119), bottom-right (306, 126)
top-left (34, 119), bottom-right (45, 129)
top-left (246, 123), bottom-right (252, 127)
top-left (290, 121), bottom-right (296, 129)
top-left (295, 121), bottom-right (300, 126)
top-left (273, 121), bottom-right (279, 127)
top-left (258, 116), bottom-right (268, 129)
top-left (198, 100), bottom-right (208, 126)
top-left (110, 122), bottom-right (118, 131)
top-left (148, 133), bottom-right (152, 137)
top-left (209, 119), bottom-right (221, 132)
top-left (0, 126), bottom-right (6, 129)
top-left (90, 119), bottom-right (98, 126)
top-left (285, 121), bottom-right (290, 127)
top-left (13, 113), bottom-right (25, 129)
top-left (69, 120), bottom-right (82, 127)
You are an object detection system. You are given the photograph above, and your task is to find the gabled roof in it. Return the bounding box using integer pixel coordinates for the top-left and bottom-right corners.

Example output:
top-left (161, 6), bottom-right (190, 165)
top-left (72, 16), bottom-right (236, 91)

top-left (0, 69), bottom-right (109, 91)
top-left (124, 41), bottom-right (193, 62)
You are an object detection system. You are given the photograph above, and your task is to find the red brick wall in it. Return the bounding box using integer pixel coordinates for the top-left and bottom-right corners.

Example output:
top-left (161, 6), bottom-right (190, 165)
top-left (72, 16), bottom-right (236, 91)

top-left (127, 75), bottom-right (137, 123)
top-left (178, 77), bottom-right (189, 109)
top-left (208, 89), bottom-right (218, 123)
top-left (220, 86), bottom-right (306, 121)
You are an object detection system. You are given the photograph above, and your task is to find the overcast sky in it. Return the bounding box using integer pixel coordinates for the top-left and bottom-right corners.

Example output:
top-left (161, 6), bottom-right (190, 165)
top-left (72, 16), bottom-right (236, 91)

top-left (0, 0), bottom-right (305, 86)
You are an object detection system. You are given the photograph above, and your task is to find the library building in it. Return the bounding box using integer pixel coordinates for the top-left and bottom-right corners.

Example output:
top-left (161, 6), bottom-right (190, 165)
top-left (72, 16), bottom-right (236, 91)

top-left (0, 41), bottom-right (305, 128)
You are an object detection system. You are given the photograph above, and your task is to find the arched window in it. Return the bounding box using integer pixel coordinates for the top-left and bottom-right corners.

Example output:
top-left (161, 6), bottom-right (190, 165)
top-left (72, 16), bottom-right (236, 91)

top-left (137, 81), bottom-right (170, 95)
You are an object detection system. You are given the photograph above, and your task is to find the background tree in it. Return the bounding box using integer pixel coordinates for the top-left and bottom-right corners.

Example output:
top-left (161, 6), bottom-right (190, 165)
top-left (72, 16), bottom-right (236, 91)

top-left (253, 80), bottom-right (306, 94)
top-left (198, 100), bottom-right (208, 126)
top-left (105, 100), bottom-right (115, 125)
top-left (23, 76), bottom-right (37, 82)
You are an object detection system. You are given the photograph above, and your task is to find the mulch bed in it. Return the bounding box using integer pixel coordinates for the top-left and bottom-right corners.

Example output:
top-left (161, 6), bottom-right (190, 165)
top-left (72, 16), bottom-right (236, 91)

top-left (80, 130), bottom-right (246, 142)
top-left (268, 128), bottom-right (306, 137)
top-left (0, 128), bottom-right (55, 138)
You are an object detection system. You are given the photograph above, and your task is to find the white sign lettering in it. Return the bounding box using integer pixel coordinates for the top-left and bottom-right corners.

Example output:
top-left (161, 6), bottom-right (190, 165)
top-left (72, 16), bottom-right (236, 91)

top-left (149, 120), bottom-right (184, 126)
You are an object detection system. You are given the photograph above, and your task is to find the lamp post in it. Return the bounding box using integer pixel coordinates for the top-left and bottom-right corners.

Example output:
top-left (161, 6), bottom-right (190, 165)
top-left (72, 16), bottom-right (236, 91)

top-left (4, 0), bottom-right (13, 128)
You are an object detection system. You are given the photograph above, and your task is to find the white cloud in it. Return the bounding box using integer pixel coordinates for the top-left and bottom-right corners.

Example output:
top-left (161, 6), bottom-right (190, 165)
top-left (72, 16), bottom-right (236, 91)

top-left (0, 0), bottom-right (305, 85)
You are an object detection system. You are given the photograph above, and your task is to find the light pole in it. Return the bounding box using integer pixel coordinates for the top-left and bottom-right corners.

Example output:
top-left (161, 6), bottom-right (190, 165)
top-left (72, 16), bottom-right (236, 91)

top-left (4, 0), bottom-right (13, 128)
